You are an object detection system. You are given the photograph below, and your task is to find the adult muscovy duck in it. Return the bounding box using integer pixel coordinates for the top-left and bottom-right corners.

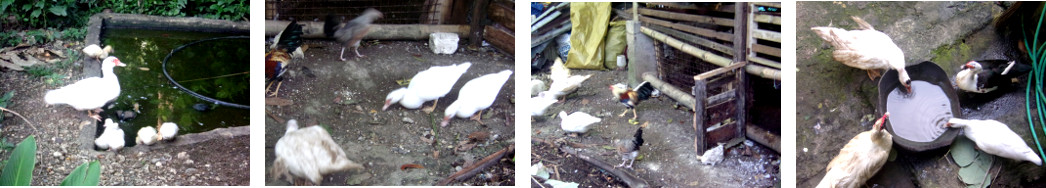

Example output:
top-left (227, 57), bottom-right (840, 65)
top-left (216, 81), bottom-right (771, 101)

top-left (946, 118), bottom-right (1042, 166)
top-left (384, 62), bottom-right (471, 111)
top-left (558, 111), bottom-right (601, 135)
top-left (955, 60), bottom-right (1031, 93)
top-left (45, 56), bottom-right (125, 120)
top-left (272, 119), bottom-right (365, 185)
top-left (812, 16), bottom-right (912, 92)
top-left (817, 113), bottom-right (893, 188)
top-left (441, 70), bottom-right (512, 127)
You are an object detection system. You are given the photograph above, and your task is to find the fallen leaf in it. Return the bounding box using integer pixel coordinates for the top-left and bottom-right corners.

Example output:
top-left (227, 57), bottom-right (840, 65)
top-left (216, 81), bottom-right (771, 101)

top-left (265, 97), bottom-right (293, 106)
top-left (468, 131), bottom-right (490, 142)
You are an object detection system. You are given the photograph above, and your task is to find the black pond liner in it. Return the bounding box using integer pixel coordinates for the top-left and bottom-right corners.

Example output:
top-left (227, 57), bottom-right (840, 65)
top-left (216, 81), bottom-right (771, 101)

top-left (161, 36), bottom-right (250, 109)
top-left (878, 61), bottom-right (961, 152)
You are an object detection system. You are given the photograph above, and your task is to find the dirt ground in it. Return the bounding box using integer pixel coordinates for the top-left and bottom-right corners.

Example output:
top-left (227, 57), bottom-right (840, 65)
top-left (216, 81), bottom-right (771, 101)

top-left (263, 40), bottom-right (515, 186)
top-left (0, 43), bottom-right (249, 186)
top-left (529, 69), bottom-right (780, 187)
top-left (797, 2), bottom-right (1046, 187)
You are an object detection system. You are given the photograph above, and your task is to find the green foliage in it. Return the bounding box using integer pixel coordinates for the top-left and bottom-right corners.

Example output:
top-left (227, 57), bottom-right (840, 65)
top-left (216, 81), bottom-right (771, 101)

top-left (24, 29), bottom-right (55, 45)
top-left (60, 161), bottom-right (100, 186)
top-left (0, 136), bottom-right (35, 186)
top-left (24, 65), bottom-right (65, 86)
top-left (24, 65), bottom-right (54, 78)
top-left (0, 91), bottom-right (12, 121)
top-left (1, 0), bottom-right (247, 29)
top-left (60, 27), bottom-right (86, 41)
top-left (0, 31), bottom-right (20, 47)
top-left (197, 0), bottom-right (248, 20)
top-left (0, 138), bottom-right (15, 151)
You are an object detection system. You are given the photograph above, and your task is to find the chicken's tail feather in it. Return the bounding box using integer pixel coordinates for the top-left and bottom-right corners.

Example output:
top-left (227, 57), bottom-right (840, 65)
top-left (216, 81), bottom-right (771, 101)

top-left (631, 126), bottom-right (644, 152)
top-left (276, 20), bottom-right (304, 53)
top-left (634, 81), bottom-right (658, 101)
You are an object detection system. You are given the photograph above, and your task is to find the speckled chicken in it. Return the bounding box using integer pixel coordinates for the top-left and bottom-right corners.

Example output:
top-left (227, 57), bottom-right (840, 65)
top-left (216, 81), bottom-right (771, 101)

top-left (324, 8), bottom-right (383, 61)
top-left (947, 118), bottom-right (1042, 166)
top-left (616, 122), bottom-right (648, 169)
top-left (272, 119), bottom-right (365, 185)
top-left (811, 16), bottom-right (912, 92)
top-left (817, 113), bottom-right (893, 188)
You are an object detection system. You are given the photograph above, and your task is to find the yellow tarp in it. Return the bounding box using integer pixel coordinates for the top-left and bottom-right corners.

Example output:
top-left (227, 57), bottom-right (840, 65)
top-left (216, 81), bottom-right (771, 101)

top-left (566, 2), bottom-right (611, 70)
top-left (603, 21), bottom-right (627, 69)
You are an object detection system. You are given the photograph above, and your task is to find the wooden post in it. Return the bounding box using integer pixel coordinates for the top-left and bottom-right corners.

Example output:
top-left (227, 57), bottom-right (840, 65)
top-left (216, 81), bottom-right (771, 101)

top-left (733, 2), bottom-right (749, 145)
top-left (693, 79), bottom-right (707, 155)
top-left (468, 0), bottom-right (490, 49)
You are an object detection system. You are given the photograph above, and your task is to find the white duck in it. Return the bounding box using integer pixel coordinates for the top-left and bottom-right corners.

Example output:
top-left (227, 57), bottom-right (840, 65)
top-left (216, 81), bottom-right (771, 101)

top-left (82, 44), bottom-right (113, 61)
top-left (817, 113), bottom-right (893, 188)
top-left (384, 62), bottom-right (472, 111)
top-left (136, 126), bottom-right (159, 146)
top-left (45, 57), bottom-right (125, 120)
top-left (558, 111), bottom-right (601, 134)
top-left (158, 122), bottom-right (179, 141)
top-left (94, 119), bottom-right (125, 151)
top-left (272, 119), bottom-right (365, 185)
top-left (530, 93), bottom-right (559, 117)
top-left (441, 70), bottom-right (513, 127)
top-left (946, 118), bottom-right (1042, 166)
top-left (544, 58), bottom-right (592, 100)
top-left (811, 16), bottom-right (911, 92)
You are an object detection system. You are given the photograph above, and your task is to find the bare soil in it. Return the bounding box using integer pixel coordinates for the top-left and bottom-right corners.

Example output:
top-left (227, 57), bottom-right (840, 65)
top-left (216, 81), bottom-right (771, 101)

top-left (263, 40), bottom-right (515, 186)
top-left (529, 69), bottom-right (780, 187)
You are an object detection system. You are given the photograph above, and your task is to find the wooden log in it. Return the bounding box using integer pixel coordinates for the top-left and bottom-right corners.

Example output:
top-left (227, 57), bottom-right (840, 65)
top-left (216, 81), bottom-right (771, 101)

top-left (753, 14), bottom-right (781, 25)
top-left (560, 147), bottom-right (649, 188)
top-left (749, 56), bottom-right (782, 69)
top-left (644, 24), bottom-right (734, 55)
top-left (752, 44), bottom-right (780, 57)
top-left (752, 2), bottom-right (781, 8)
top-left (488, 2), bottom-right (514, 30)
top-left (530, 22), bottom-right (570, 48)
top-left (637, 8), bottom-right (733, 27)
top-left (468, 0), bottom-right (490, 48)
top-left (734, 3), bottom-right (749, 138)
top-left (641, 72), bottom-right (695, 110)
top-left (638, 2), bottom-right (735, 13)
top-left (265, 20), bottom-right (470, 40)
top-left (436, 144), bottom-right (513, 185)
top-left (746, 124), bottom-right (780, 153)
top-left (751, 28), bottom-right (781, 42)
top-left (706, 122), bottom-right (739, 148)
top-left (484, 25), bottom-right (514, 55)
top-left (640, 26), bottom-right (781, 80)
top-left (639, 15), bottom-right (733, 42)
top-left (706, 89), bottom-right (736, 105)
top-left (693, 79), bottom-right (707, 155)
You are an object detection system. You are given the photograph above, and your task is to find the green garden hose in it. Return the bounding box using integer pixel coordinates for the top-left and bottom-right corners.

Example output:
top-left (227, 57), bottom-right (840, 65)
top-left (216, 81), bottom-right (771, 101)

top-left (1024, 6), bottom-right (1046, 162)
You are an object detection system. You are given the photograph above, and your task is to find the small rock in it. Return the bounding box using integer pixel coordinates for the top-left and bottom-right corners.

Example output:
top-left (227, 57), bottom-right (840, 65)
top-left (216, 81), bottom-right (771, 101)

top-left (177, 152), bottom-right (188, 159)
top-left (185, 159), bottom-right (194, 164)
top-left (155, 162), bottom-right (162, 167)
top-left (402, 117), bottom-right (414, 124)
top-left (52, 151), bottom-right (62, 157)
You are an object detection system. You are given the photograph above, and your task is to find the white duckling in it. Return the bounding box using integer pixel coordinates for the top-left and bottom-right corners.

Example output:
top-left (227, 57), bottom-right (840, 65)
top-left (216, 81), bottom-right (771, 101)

top-left (94, 119), bottom-right (125, 151)
top-left (817, 113), bottom-right (893, 188)
top-left (544, 58), bottom-right (592, 100)
top-left (558, 111), bottom-right (601, 135)
top-left (82, 44), bottom-right (113, 61)
top-left (441, 70), bottom-right (513, 127)
top-left (45, 57), bottom-right (126, 121)
top-left (697, 143), bottom-right (725, 166)
top-left (136, 126), bottom-right (159, 146)
top-left (811, 16), bottom-right (911, 92)
top-left (530, 93), bottom-right (559, 117)
top-left (272, 119), bottom-right (365, 185)
top-left (946, 118), bottom-right (1042, 166)
top-left (384, 62), bottom-right (471, 111)
top-left (530, 79), bottom-right (546, 96)
top-left (158, 122), bottom-right (179, 141)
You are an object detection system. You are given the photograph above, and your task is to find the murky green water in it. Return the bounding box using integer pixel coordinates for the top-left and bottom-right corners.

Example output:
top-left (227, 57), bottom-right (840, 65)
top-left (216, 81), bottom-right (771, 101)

top-left (102, 29), bottom-right (248, 146)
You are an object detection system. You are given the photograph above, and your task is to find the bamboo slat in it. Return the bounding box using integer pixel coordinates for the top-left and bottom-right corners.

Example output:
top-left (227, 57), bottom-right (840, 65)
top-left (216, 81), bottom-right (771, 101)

top-left (639, 15), bottom-right (733, 42)
top-left (636, 8), bottom-right (733, 27)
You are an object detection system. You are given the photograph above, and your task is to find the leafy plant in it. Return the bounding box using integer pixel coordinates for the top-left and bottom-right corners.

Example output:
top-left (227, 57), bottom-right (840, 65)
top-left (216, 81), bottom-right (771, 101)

top-left (60, 161), bottom-right (100, 186)
top-left (60, 27), bottom-right (86, 41)
top-left (42, 74), bottom-right (66, 86)
top-left (0, 31), bottom-right (20, 47)
top-left (24, 65), bottom-right (54, 78)
top-left (0, 136), bottom-right (35, 186)
top-left (0, 91), bottom-right (12, 121)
